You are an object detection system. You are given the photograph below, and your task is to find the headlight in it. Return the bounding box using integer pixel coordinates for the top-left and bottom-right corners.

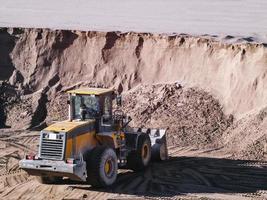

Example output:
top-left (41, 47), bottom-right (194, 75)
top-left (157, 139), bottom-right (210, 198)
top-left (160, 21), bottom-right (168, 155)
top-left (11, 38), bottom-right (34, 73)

top-left (43, 133), bottom-right (49, 138)
top-left (57, 134), bottom-right (64, 140)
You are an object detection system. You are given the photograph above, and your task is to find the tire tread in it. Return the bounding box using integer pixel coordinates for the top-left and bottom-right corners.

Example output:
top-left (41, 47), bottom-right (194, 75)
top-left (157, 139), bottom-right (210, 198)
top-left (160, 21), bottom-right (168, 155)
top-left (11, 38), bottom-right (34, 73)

top-left (127, 133), bottom-right (151, 171)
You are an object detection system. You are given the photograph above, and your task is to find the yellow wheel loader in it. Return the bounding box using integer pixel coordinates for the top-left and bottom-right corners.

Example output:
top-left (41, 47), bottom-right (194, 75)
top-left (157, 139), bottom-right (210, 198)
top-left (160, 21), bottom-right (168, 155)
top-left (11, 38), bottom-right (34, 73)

top-left (19, 88), bottom-right (168, 187)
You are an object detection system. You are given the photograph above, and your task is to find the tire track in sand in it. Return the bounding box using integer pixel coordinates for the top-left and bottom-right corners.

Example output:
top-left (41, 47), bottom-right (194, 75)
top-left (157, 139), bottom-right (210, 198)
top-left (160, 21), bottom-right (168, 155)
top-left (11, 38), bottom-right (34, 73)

top-left (0, 133), bottom-right (267, 199)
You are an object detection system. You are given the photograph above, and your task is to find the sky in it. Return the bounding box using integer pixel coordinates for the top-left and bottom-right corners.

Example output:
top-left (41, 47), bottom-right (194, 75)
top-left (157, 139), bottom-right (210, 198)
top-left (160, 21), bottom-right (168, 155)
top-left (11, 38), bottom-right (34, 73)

top-left (0, 0), bottom-right (267, 38)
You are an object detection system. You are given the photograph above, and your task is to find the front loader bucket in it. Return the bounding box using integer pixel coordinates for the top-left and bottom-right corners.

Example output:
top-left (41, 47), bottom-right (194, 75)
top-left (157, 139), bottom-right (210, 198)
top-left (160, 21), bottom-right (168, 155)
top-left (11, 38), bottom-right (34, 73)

top-left (134, 128), bottom-right (168, 161)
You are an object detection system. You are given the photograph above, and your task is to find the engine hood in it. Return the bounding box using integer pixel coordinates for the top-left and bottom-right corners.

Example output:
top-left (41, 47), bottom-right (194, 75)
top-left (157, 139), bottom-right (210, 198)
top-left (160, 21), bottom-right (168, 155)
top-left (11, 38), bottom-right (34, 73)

top-left (44, 120), bottom-right (95, 133)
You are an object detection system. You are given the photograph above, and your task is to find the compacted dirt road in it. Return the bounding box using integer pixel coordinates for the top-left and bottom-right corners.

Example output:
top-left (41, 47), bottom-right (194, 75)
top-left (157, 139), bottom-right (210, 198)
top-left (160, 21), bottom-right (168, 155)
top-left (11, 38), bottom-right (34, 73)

top-left (0, 129), bottom-right (266, 200)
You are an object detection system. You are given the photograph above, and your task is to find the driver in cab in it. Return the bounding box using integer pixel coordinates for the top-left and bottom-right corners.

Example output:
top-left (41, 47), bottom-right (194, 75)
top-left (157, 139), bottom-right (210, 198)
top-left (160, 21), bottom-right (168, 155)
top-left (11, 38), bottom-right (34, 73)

top-left (79, 103), bottom-right (98, 120)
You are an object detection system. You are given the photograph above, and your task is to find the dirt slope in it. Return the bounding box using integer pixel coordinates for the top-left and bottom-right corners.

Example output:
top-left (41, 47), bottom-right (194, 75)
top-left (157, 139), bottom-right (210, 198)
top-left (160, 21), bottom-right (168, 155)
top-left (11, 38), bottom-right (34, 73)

top-left (1, 28), bottom-right (267, 118)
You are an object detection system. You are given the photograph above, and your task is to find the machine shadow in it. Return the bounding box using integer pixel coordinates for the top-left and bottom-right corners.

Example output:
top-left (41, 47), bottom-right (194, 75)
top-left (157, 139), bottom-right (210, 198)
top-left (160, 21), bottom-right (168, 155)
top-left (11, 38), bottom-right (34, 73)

top-left (69, 156), bottom-right (267, 197)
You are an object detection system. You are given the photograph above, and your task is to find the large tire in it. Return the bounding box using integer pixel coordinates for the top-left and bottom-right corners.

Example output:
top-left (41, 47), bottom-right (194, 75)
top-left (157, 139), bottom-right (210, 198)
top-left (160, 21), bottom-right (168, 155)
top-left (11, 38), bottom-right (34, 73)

top-left (151, 142), bottom-right (168, 161)
top-left (36, 176), bottom-right (62, 184)
top-left (127, 133), bottom-right (151, 171)
top-left (85, 146), bottom-right (118, 187)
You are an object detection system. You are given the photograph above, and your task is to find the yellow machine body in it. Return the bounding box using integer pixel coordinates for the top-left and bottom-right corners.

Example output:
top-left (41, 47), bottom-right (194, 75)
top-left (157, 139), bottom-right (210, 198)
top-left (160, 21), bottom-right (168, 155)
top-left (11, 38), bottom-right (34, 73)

top-left (19, 87), bottom-right (168, 183)
top-left (44, 120), bottom-right (119, 160)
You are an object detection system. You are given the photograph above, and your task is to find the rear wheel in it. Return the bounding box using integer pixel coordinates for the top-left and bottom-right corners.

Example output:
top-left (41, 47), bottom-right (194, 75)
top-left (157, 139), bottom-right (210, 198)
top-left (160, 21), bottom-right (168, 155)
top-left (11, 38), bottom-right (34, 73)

top-left (127, 133), bottom-right (151, 171)
top-left (85, 146), bottom-right (118, 187)
top-left (151, 141), bottom-right (168, 161)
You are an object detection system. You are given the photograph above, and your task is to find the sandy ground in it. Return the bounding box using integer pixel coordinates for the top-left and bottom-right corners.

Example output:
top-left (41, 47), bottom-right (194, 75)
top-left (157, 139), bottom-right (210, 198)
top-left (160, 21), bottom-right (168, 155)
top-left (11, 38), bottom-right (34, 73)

top-left (0, 0), bottom-right (267, 41)
top-left (0, 129), bottom-right (267, 200)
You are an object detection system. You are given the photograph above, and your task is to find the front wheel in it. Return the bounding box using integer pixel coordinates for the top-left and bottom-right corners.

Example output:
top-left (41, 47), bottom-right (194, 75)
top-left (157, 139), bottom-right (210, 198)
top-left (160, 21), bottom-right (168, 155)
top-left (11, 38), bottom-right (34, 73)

top-left (85, 146), bottom-right (118, 187)
top-left (127, 133), bottom-right (151, 171)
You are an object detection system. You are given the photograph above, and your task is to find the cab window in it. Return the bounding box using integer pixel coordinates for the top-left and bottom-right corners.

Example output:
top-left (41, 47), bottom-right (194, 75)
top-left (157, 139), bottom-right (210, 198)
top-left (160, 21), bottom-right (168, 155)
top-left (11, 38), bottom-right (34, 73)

top-left (104, 96), bottom-right (112, 116)
top-left (101, 96), bottom-right (112, 126)
top-left (72, 94), bottom-right (100, 119)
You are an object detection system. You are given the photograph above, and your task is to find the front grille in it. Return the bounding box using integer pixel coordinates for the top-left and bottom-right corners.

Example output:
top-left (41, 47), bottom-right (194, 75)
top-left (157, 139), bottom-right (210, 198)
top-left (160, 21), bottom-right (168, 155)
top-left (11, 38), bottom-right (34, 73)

top-left (39, 133), bottom-right (65, 160)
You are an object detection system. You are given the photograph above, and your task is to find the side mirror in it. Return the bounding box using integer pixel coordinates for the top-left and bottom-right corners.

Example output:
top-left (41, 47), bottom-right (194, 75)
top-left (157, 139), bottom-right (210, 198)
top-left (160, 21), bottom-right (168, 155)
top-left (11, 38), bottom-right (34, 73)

top-left (116, 95), bottom-right (122, 107)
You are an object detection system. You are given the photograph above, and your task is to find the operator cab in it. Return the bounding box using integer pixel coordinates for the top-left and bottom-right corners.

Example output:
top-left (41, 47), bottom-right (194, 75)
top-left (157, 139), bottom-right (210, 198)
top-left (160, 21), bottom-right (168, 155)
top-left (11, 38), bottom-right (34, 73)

top-left (67, 88), bottom-right (117, 132)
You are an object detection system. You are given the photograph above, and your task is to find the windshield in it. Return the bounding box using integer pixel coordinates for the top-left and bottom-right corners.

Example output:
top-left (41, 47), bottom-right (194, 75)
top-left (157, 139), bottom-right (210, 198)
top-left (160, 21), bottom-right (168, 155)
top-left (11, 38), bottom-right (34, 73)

top-left (71, 94), bottom-right (100, 119)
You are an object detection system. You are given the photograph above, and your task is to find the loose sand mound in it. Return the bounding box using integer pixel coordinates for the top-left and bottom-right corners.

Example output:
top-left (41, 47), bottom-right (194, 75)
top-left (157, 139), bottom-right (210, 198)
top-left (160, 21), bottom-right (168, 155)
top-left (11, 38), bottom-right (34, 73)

top-left (122, 84), bottom-right (267, 160)
top-left (222, 107), bottom-right (267, 160)
top-left (123, 83), bottom-right (231, 148)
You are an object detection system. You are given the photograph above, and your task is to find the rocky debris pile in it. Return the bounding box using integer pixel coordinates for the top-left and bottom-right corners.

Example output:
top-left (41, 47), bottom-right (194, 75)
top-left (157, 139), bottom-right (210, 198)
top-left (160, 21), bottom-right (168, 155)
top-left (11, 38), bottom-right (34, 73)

top-left (222, 107), bottom-right (267, 160)
top-left (45, 91), bottom-right (69, 123)
top-left (0, 80), bottom-right (56, 130)
top-left (123, 83), bottom-right (232, 148)
top-left (0, 81), bottom-right (20, 128)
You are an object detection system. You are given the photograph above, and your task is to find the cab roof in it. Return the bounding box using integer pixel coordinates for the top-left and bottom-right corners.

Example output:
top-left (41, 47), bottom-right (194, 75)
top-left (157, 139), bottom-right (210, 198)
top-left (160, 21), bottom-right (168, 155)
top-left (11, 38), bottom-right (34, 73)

top-left (66, 87), bottom-right (114, 96)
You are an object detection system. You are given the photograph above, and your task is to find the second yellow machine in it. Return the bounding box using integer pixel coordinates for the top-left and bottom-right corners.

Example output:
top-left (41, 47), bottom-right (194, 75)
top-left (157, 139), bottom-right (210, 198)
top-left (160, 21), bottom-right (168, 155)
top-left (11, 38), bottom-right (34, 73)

top-left (19, 87), bottom-right (168, 187)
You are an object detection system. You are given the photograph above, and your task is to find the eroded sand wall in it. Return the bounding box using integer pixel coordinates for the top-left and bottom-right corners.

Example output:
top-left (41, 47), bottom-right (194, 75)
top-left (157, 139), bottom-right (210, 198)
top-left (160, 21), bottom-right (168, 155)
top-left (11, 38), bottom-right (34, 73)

top-left (1, 28), bottom-right (267, 116)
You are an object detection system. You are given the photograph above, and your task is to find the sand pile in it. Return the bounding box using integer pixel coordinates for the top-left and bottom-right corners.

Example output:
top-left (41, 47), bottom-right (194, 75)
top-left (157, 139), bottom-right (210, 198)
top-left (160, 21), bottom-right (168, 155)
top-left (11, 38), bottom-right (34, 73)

top-left (122, 83), bottom-right (267, 160)
top-left (0, 82), bottom-right (48, 130)
top-left (123, 83), bottom-right (231, 148)
top-left (222, 107), bottom-right (267, 160)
